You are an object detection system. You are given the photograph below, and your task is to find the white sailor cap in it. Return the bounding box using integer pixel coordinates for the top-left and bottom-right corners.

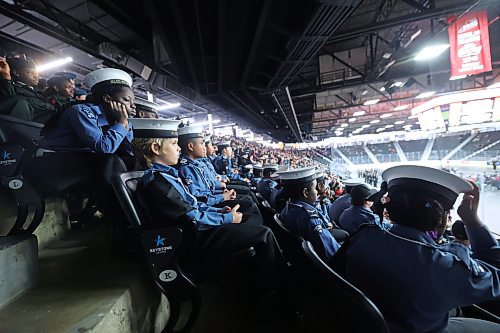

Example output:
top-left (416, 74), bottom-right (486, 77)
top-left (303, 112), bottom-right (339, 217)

top-left (217, 141), bottom-right (231, 150)
top-left (84, 68), bottom-right (133, 91)
top-left (382, 165), bottom-right (473, 209)
top-left (270, 172), bottom-right (280, 180)
top-left (315, 167), bottom-right (326, 180)
top-left (344, 178), bottom-right (365, 187)
top-left (244, 164), bottom-right (253, 170)
top-left (128, 118), bottom-right (181, 138)
top-left (263, 164), bottom-right (279, 172)
top-left (253, 163), bottom-right (263, 171)
top-left (204, 135), bottom-right (212, 144)
top-left (135, 97), bottom-right (160, 112)
top-left (278, 166), bottom-right (317, 184)
top-left (177, 125), bottom-right (204, 139)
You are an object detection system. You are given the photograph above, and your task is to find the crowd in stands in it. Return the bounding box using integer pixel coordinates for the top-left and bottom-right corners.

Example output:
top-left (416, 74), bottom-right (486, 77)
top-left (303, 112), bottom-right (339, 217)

top-left (0, 57), bottom-right (499, 333)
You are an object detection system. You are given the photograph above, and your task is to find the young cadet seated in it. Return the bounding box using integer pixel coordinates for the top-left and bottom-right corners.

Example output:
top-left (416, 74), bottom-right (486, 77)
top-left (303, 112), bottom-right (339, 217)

top-left (132, 119), bottom-right (284, 288)
top-left (213, 142), bottom-right (251, 184)
top-left (134, 97), bottom-right (160, 119)
top-left (314, 169), bottom-right (350, 242)
top-left (36, 68), bottom-right (138, 227)
top-left (339, 184), bottom-right (391, 234)
top-left (176, 125), bottom-right (261, 219)
top-left (199, 135), bottom-right (228, 191)
top-left (279, 167), bottom-right (340, 263)
top-left (0, 57), bottom-right (56, 123)
top-left (256, 164), bottom-right (279, 202)
top-left (333, 165), bottom-right (500, 333)
top-left (328, 178), bottom-right (364, 224)
top-left (251, 164), bottom-right (263, 187)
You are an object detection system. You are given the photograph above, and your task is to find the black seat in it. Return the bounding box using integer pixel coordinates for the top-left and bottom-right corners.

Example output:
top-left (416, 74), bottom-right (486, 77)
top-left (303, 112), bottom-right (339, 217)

top-left (271, 213), bottom-right (305, 265)
top-left (301, 240), bottom-right (391, 333)
top-left (112, 171), bottom-right (256, 333)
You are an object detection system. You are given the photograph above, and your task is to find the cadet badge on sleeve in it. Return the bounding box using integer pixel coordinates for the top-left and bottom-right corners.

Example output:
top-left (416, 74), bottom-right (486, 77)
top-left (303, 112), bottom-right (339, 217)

top-left (84, 109), bottom-right (95, 119)
top-left (314, 225), bottom-right (323, 234)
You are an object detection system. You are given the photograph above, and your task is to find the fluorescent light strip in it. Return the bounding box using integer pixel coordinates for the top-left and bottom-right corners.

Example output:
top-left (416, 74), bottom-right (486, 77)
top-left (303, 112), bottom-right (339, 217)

top-left (37, 57), bottom-right (73, 72)
top-left (363, 98), bottom-right (380, 106)
top-left (414, 44), bottom-right (449, 61)
top-left (157, 102), bottom-right (181, 110)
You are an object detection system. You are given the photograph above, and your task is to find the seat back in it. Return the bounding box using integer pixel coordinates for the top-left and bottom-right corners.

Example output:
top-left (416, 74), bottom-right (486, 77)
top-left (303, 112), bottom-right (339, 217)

top-left (271, 214), bottom-right (305, 265)
top-left (0, 142), bottom-right (45, 234)
top-left (111, 171), bottom-right (200, 332)
top-left (301, 241), bottom-right (391, 333)
top-left (0, 114), bottom-right (42, 150)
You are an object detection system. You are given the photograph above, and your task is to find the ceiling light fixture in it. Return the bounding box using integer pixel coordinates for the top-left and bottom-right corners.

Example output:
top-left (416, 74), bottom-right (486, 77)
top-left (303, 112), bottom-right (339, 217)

top-left (415, 91), bottom-right (436, 98)
top-left (364, 99), bottom-right (380, 106)
top-left (157, 102), bottom-right (181, 110)
top-left (394, 105), bottom-right (409, 111)
top-left (37, 57), bottom-right (73, 72)
top-left (370, 119), bottom-right (381, 124)
top-left (352, 110), bottom-right (366, 116)
top-left (380, 113), bottom-right (392, 119)
top-left (414, 44), bottom-right (450, 61)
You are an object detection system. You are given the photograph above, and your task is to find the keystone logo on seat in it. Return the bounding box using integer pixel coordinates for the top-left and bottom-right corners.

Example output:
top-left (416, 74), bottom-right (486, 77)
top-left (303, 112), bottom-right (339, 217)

top-left (159, 269), bottom-right (177, 282)
top-left (0, 150), bottom-right (16, 166)
top-left (150, 234), bottom-right (173, 254)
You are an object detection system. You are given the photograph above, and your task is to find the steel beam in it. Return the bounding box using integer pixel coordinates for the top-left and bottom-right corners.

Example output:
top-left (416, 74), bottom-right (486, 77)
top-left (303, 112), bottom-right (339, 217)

top-left (327, 1), bottom-right (495, 44)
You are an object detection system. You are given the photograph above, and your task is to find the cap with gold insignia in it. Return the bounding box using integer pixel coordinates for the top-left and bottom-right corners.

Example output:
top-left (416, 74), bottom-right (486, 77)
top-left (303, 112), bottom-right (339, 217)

top-left (128, 118), bottom-right (181, 138)
top-left (84, 68), bottom-right (133, 92)
top-left (177, 125), bottom-right (204, 140)
top-left (278, 166), bottom-right (317, 185)
top-left (382, 165), bottom-right (473, 209)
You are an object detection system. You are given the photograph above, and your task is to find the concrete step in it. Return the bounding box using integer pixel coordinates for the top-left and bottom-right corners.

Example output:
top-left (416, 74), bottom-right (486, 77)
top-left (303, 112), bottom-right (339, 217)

top-left (0, 235), bottom-right (38, 308)
top-left (0, 223), bottom-right (168, 333)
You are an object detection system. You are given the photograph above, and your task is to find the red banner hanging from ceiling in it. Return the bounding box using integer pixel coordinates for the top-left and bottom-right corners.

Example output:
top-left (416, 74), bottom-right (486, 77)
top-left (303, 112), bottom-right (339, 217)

top-left (448, 10), bottom-right (492, 78)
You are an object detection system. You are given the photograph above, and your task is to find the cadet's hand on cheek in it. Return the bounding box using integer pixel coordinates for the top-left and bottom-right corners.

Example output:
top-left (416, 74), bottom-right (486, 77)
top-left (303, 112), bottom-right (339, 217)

top-left (109, 101), bottom-right (129, 129)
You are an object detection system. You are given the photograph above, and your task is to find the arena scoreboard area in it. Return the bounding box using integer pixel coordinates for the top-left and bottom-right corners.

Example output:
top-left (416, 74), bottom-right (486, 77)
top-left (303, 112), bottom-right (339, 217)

top-left (411, 88), bottom-right (500, 131)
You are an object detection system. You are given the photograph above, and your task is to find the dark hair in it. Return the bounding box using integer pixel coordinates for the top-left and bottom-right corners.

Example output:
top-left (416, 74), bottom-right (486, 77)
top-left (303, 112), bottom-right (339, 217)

top-left (178, 136), bottom-right (193, 153)
top-left (283, 180), bottom-right (316, 201)
top-left (87, 84), bottom-right (129, 105)
top-left (386, 188), bottom-right (445, 231)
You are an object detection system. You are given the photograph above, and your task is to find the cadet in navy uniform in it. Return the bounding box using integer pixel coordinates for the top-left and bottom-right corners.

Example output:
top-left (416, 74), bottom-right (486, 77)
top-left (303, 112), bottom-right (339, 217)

top-left (339, 184), bottom-right (391, 234)
top-left (279, 167), bottom-right (340, 262)
top-left (176, 125), bottom-right (236, 206)
top-left (213, 142), bottom-right (250, 184)
top-left (200, 135), bottom-right (228, 191)
top-left (251, 164), bottom-right (263, 187)
top-left (132, 119), bottom-right (284, 289)
top-left (176, 125), bottom-right (261, 219)
top-left (134, 97), bottom-right (159, 119)
top-left (315, 169), bottom-right (350, 242)
top-left (256, 164), bottom-right (279, 202)
top-left (36, 68), bottom-right (137, 228)
top-left (328, 178), bottom-right (364, 224)
top-left (333, 165), bottom-right (500, 333)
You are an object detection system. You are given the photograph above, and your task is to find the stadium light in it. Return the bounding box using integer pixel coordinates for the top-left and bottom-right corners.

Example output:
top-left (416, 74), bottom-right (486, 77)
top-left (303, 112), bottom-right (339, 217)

top-left (349, 117), bottom-right (357, 122)
top-left (157, 102), bottom-right (181, 110)
top-left (361, 124), bottom-right (371, 128)
top-left (192, 119), bottom-right (221, 127)
top-left (392, 81), bottom-right (404, 87)
top-left (37, 57), bottom-right (73, 72)
top-left (394, 105), bottom-right (409, 111)
top-left (380, 113), bottom-right (392, 119)
top-left (376, 128), bottom-right (385, 132)
top-left (380, 87), bottom-right (386, 92)
top-left (340, 123), bottom-right (348, 128)
top-left (488, 82), bottom-right (500, 89)
top-left (364, 99), bottom-right (380, 105)
top-left (370, 119), bottom-right (381, 124)
top-left (414, 44), bottom-right (449, 61)
top-left (408, 114), bottom-right (418, 119)
top-left (352, 110), bottom-right (366, 116)
top-left (415, 91), bottom-right (435, 98)
top-left (385, 124), bottom-right (394, 128)
top-left (394, 120), bottom-right (405, 125)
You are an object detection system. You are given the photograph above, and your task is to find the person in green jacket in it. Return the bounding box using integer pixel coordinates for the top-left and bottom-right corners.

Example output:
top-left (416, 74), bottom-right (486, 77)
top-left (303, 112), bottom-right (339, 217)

top-left (45, 75), bottom-right (75, 113)
top-left (0, 57), bottom-right (56, 123)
